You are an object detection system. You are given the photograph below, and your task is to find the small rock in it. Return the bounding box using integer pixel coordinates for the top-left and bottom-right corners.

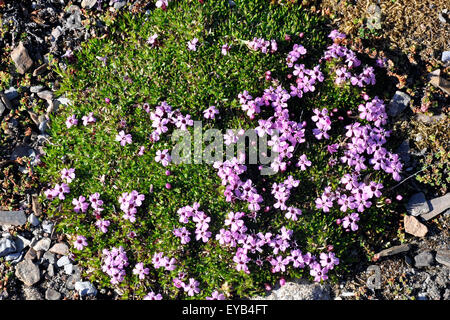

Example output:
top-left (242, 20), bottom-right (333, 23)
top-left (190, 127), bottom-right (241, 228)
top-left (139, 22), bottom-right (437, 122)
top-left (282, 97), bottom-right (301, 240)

top-left (0, 92), bottom-right (12, 110)
top-left (0, 210), bottom-right (27, 226)
top-left (47, 264), bottom-right (55, 277)
top-left (0, 99), bottom-right (5, 116)
top-left (0, 238), bottom-right (16, 257)
top-left (37, 90), bottom-right (53, 101)
top-left (56, 255), bottom-right (71, 267)
top-left (5, 251), bottom-right (23, 263)
top-left (11, 42), bottom-right (33, 74)
top-left (74, 281), bottom-right (97, 296)
top-left (45, 288), bottom-right (61, 300)
top-left (414, 251), bottom-right (434, 268)
top-left (32, 63), bottom-right (48, 77)
top-left (374, 244), bottom-right (411, 259)
top-left (30, 85), bottom-right (44, 93)
top-left (49, 243), bottom-right (69, 256)
top-left (387, 91), bottom-right (411, 117)
top-left (396, 140), bottom-right (411, 164)
top-left (429, 69), bottom-right (450, 95)
top-left (113, 1), bottom-right (126, 10)
top-left (28, 214), bottom-right (40, 227)
top-left (421, 193), bottom-right (450, 221)
top-left (406, 192), bottom-right (431, 216)
top-left (4, 87), bottom-right (19, 101)
top-left (404, 215), bottom-right (428, 237)
top-left (64, 263), bottom-right (74, 275)
top-left (81, 0), bottom-right (97, 9)
top-left (14, 235), bottom-right (31, 252)
top-left (442, 51), bottom-right (450, 64)
top-left (438, 13), bottom-right (447, 24)
top-left (43, 251), bottom-right (56, 264)
top-left (32, 195), bottom-right (42, 217)
top-left (42, 220), bottom-right (54, 234)
top-left (366, 4), bottom-right (382, 30)
top-left (32, 237), bottom-right (51, 251)
top-left (252, 279), bottom-right (331, 300)
top-left (435, 249), bottom-right (450, 268)
top-left (15, 260), bottom-right (41, 286)
top-left (24, 248), bottom-right (37, 261)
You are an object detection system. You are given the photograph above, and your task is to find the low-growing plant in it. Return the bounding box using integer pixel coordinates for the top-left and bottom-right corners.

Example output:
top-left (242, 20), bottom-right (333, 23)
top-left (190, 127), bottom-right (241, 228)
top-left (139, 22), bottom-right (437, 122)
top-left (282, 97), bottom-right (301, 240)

top-left (38, 0), bottom-right (403, 299)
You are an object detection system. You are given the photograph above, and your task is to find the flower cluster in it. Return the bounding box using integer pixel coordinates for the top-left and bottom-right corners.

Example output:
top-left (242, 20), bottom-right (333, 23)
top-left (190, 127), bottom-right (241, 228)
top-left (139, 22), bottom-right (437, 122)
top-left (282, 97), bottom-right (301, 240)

top-left (286, 44), bottom-right (307, 67)
top-left (133, 262), bottom-right (150, 280)
top-left (176, 203), bottom-right (212, 243)
top-left (65, 112), bottom-right (96, 129)
top-left (152, 252), bottom-right (177, 271)
top-left (118, 190), bottom-right (145, 222)
top-left (311, 108), bottom-right (331, 140)
top-left (247, 37), bottom-right (277, 54)
top-left (44, 183), bottom-right (70, 201)
top-left (102, 246), bottom-right (129, 284)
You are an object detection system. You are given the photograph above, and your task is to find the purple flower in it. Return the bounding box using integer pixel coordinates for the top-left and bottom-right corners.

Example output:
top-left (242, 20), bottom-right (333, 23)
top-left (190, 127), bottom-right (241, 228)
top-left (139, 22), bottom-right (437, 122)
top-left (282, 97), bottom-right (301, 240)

top-left (82, 112), bottom-right (96, 126)
top-left (155, 149), bottom-right (171, 167)
top-left (206, 291), bottom-right (226, 300)
top-left (221, 44), bottom-right (230, 55)
top-left (115, 130), bottom-right (132, 146)
top-left (66, 115), bottom-right (78, 128)
top-left (143, 291), bottom-right (163, 300)
top-left (53, 183), bottom-right (70, 200)
top-left (203, 106), bottom-right (219, 119)
top-left (72, 196), bottom-right (89, 213)
top-left (95, 219), bottom-right (110, 233)
top-left (296, 154), bottom-right (311, 170)
top-left (73, 235), bottom-right (87, 250)
top-left (133, 262), bottom-right (150, 280)
top-left (187, 38), bottom-right (199, 51)
top-left (319, 252), bottom-right (339, 270)
top-left (183, 278), bottom-right (200, 296)
top-left (61, 168), bottom-right (75, 183)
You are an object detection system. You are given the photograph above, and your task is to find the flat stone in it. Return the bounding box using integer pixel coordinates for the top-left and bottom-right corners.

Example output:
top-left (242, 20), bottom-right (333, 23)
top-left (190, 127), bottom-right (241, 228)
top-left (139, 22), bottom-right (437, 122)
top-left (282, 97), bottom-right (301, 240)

top-left (421, 193), bottom-right (450, 221)
top-left (32, 237), bottom-right (51, 251)
top-left (32, 195), bottom-right (42, 217)
top-left (0, 92), bottom-right (12, 110)
top-left (4, 87), bottom-right (18, 101)
top-left (396, 140), bottom-right (411, 164)
top-left (415, 113), bottom-right (446, 124)
top-left (23, 287), bottom-right (43, 300)
top-left (47, 264), bottom-right (55, 277)
top-left (387, 91), bottom-right (411, 117)
top-left (0, 238), bottom-right (17, 257)
top-left (30, 85), bottom-right (44, 93)
top-left (32, 63), bottom-right (48, 77)
top-left (404, 215), bottom-right (428, 237)
top-left (37, 90), bottom-right (53, 101)
top-left (414, 251), bottom-right (434, 268)
top-left (0, 210), bottom-right (27, 226)
top-left (5, 251), bottom-right (23, 263)
top-left (113, 1), bottom-right (126, 10)
top-left (366, 4), bottom-right (382, 30)
top-left (435, 249), bottom-right (450, 268)
top-left (429, 69), bottom-right (450, 95)
top-left (49, 243), bottom-right (69, 256)
top-left (374, 244), bottom-right (411, 259)
top-left (406, 192), bottom-right (431, 216)
top-left (15, 260), bottom-right (41, 286)
top-left (45, 288), bottom-right (61, 300)
top-left (28, 214), bottom-right (40, 227)
top-left (81, 0), bottom-right (97, 9)
top-left (56, 255), bottom-right (71, 267)
top-left (74, 281), bottom-right (97, 296)
top-left (11, 42), bottom-right (33, 74)
top-left (252, 279), bottom-right (331, 300)
top-left (0, 98), bottom-right (5, 116)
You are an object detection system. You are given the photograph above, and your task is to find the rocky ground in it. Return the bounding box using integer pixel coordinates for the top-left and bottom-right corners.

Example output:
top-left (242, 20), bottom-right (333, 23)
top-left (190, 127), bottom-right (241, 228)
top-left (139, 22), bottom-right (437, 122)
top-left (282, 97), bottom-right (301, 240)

top-left (0, 0), bottom-right (449, 300)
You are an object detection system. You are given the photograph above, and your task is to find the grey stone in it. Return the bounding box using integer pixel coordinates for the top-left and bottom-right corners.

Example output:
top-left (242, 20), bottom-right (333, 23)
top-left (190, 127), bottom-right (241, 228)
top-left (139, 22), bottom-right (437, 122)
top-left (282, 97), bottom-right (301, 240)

top-left (64, 263), bottom-right (74, 275)
top-left (252, 279), bottom-right (331, 300)
top-left (57, 255), bottom-right (71, 267)
top-left (435, 249), bottom-right (450, 268)
top-left (387, 91), bottom-right (411, 117)
top-left (421, 193), bottom-right (450, 220)
top-left (23, 287), bottom-right (43, 300)
top-left (366, 4), bottom-right (382, 30)
top-left (30, 85), bottom-right (44, 93)
top-left (0, 92), bottom-right (12, 110)
top-left (24, 248), bottom-right (37, 261)
top-left (43, 251), bottom-right (56, 264)
top-left (32, 237), bottom-right (51, 251)
top-left (28, 214), bottom-right (40, 227)
top-left (14, 235), bottom-right (31, 252)
top-left (406, 192), bottom-right (431, 216)
top-left (374, 244), bottom-right (411, 259)
top-left (81, 0), bottom-right (97, 9)
top-left (65, 6), bottom-right (82, 30)
top-left (438, 13), bottom-right (447, 24)
top-left (32, 195), bottom-right (42, 217)
top-left (0, 210), bottom-right (27, 226)
top-left (10, 146), bottom-right (35, 161)
top-left (15, 260), bottom-right (41, 286)
top-left (47, 264), bottom-right (55, 277)
top-left (396, 140), bottom-right (411, 164)
top-left (11, 42), bottom-right (33, 74)
top-left (404, 215), bottom-right (428, 237)
top-left (0, 99), bottom-right (5, 116)
top-left (42, 221), bottom-right (54, 234)
top-left (74, 281), bottom-right (97, 296)
top-left (0, 238), bottom-right (17, 257)
top-left (414, 251), bottom-right (434, 268)
top-left (45, 288), bottom-right (61, 300)
top-left (32, 63), bottom-right (48, 77)
top-left (4, 87), bottom-right (19, 101)
top-left (5, 251), bottom-right (23, 263)
top-left (113, 1), bottom-right (126, 10)
top-left (37, 90), bottom-right (53, 101)
top-left (442, 51), bottom-right (450, 64)
top-left (49, 243), bottom-right (69, 256)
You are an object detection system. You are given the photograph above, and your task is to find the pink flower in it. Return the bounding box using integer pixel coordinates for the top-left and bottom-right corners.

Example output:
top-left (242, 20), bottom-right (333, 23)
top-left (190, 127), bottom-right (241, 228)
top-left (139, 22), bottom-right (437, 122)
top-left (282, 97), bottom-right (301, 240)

top-left (144, 291), bottom-right (163, 300)
top-left (82, 112), bottom-right (96, 126)
top-left (206, 291), bottom-right (226, 300)
top-left (187, 38), bottom-right (199, 51)
top-left (296, 154), bottom-right (311, 170)
top-left (72, 196), bottom-right (89, 213)
top-left (203, 106), bottom-right (219, 119)
top-left (155, 149), bottom-right (171, 167)
top-left (95, 219), bottom-right (110, 233)
top-left (61, 168), bottom-right (75, 183)
top-left (66, 115), bottom-right (78, 128)
top-left (73, 235), bottom-right (87, 250)
top-left (183, 278), bottom-right (200, 296)
top-left (133, 262), bottom-right (150, 280)
top-left (221, 44), bottom-right (230, 55)
top-left (115, 130), bottom-right (132, 146)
